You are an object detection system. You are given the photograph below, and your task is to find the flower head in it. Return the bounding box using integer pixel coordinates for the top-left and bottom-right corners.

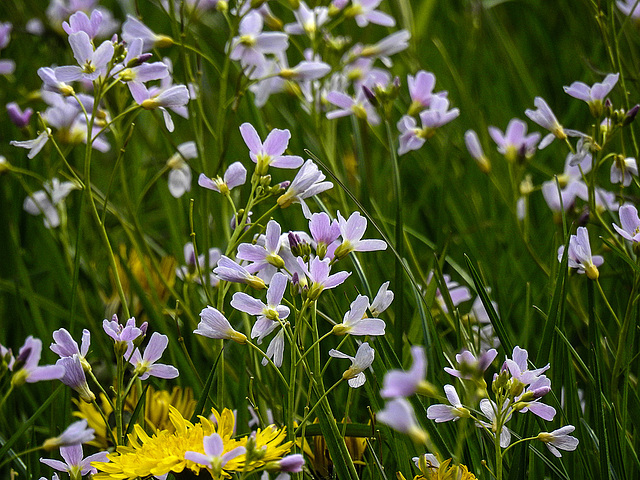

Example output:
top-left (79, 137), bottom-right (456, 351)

top-left (40, 444), bottom-right (108, 479)
top-left (55, 31), bottom-right (114, 82)
top-left (464, 129), bottom-right (490, 173)
top-left (333, 211), bottom-right (386, 260)
top-left (57, 354), bottom-right (95, 403)
top-left (198, 161), bottom-right (247, 195)
top-left (195, 306), bottom-right (247, 344)
top-left (377, 398), bottom-right (427, 443)
top-left (239, 123), bottom-right (303, 174)
top-left (564, 73), bottom-right (619, 116)
top-left (213, 256), bottom-right (266, 289)
top-left (426, 384), bottom-right (470, 422)
top-left (277, 159), bottom-right (333, 217)
top-left (488, 118), bottom-right (540, 163)
top-left (10, 336), bottom-right (65, 387)
top-left (329, 342), bottom-right (375, 387)
top-left (229, 11), bottom-right (289, 70)
top-left (42, 419), bottom-right (95, 451)
top-left (331, 294), bottom-right (386, 336)
top-left (611, 155), bottom-right (637, 187)
top-left (613, 204), bottom-right (640, 242)
top-left (380, 346), bottom-right (433, 398)
top-left (124, 332), bottom-right (179, 380)
top-left (537, 426), bottom-right (579, 457)
top-left (184, 433), bottom-right (246, 477)
top-left (558, 226), bottom-right (604, 279)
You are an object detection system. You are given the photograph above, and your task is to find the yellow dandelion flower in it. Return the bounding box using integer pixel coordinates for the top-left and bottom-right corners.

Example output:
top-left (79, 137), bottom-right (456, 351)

top-left (404, 456), bottom-right (477, 480)
top-left (92, 406), bottom-right (294, 479)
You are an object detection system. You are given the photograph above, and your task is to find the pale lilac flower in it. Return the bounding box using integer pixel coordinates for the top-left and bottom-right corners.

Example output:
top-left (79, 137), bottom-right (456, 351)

top-left (326, 89), bottom-right (380, 125)
top-left (524, 97), bottom-right (581, 148)
top-left (124, 332), bottom-right (179, 380)
top-left (62, 10), bottom-right (104, 38)
top-left (50, 328), bottom-right (90, 370)
top-left (297, 256), bottom-right (350, 300)
top-left (278, 60), bottom-right (331, 81)
top-left (346, 0), bottom-right (395, 28)
top-left (380, 346), bottom-right (429, 398)
top-left (334, 211), bottom-right (386, 260)
top-left (166, 141), bottom-right (196, 198)
top-left (229, 11), bottom-right (289, 70)
top-left (40, 444), bottom-right (108, 477)
top-left (285, 2), bottom-right (329, 35)
top-left (0, 22), bottom-right (11, 49)
top-left (7, 102), bottom-right (34, 128)
top-left (184, 433), bottom-right (246, 473)
top-left (332, 294), bottom-right (386, 336)
top-left (237, 220), bottom-right (285, 276)
top-left (195, 306), bottom-right (247, 344)
top-left (537, 426), bottom-right (579, 457)
top-left (618, 0), bottom-right (640, 18)
top-left (407, 70), bottom-right (447, 114)
top-left (263, 329), bottom-right (285, 367)
top-left (541, 154), bottom-right (590, 213)
top-left (369, 281), bottom-right (394, 317)
top-left (122, 15), bottom-right (173, 51)
top-left (611, 156), bottom-right (637, 186)
top-left (239, 122), bottom-right (303, 172)
top-left (358, 30), bottom-right (410, 58)
top-left (198, 161), bottom-right (247, 194)
top-left (515, 376), bottom-right (556, 421)
top-left (42, 420), bottom-right (95, 450)
top-left (115, 38), bottom-right (169, 84)
top-left (427, 272), bottom-right (472, 313)
top-left (103, 315), bottom-right (146, 344)
top-left (398, 96), bottom-right (459, 155)
top-left (176, 243), bottom-right (221, 286)
top-left (55, 31), bottom-right (114, 82)
top-left (558, 226), bottom-right (604, 279)
top-left (613, 204), bottom-right (640, 242)
top-left (413, 453), bottom-right (440, 471)
top-left (11, 128), bottom-right (51, 159)
top-left (309, 212), bottom-right (340, 259)
top-left (444, 349), bottom-right (498, 380)
top-left (129, 82), bottom-right (190, 132)
top-left (504, 346), bottom-right (550, 386)
top-left (464, 129), bottom-right (490, 172)
top-left (9, 336), bottom-right (65, 386)
top-left (23, 178), bottom-right (77, 228)
top-left (426, 385), bottom-right (469, 422)
top-left (564, 73), bottom-right (619, 116)
top-left (329, 342), bottom-right (375, 387)
top-left (477, 399), bottom-right (511, 448)
top-left (273, 454), bottom-right (305, 472)
top-left (38, 67), bottom-right (74, 96)
top-left (231, 272), bottom-right (290, 344)
top-left (277, 159), bottom-right (333, 218)
top-left (213, 256), bottom-right (266, 289)
top-left (0, 59), bottom-right (15, 75)
top-left (56, 355), bottom-right (95, 402)
top-left (488, 118), bottom-right (540, 162)
top-left (377, 398), bottom-right (427, 443)
top-left (26, 18), bottom-right (45, 35)
top-left (595, 187), bottom-right (619, 212)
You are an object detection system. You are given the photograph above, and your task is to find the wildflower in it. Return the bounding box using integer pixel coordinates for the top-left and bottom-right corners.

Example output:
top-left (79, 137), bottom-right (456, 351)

top-left (459, 131), bottom-right (488, 173)
top-left (263, 329), bottom-right (286, 367)
top-left (610, 155), bottom-right (637, 186)
top-left (380, 346), bottom-right (435, 398)
top-left (504, 346), bottom-right (549, 386)
top-left (122, 14), bottom-right (173, 51)
top-left (488, 118), bottom-right (540, 162)
top-left (358, 30), bottom-right (411, 58)
top-left (332, 295), bottom-right (386, 336)
top-left (618, 0), bottom-right (640, 20)
top-left (115, 37), bottom-right (169, 84)
top-left (55, 31), bottom-right (114, 83)
top-left (239, 123), bottom-right (303, 174)
top-left (129, 82), bottom-right (190, 132)
top-left (198, 161), bottom-right (247, 195)
top-left (308, 212), bottom-right (340, 259)
top-left (229, 11), bottom-right (289, 70)
top-left (62, 10), bottom-right (104, 38)
top-left (537, 426), bottom-right (579, 457)
top-left (524, 97), bottom-right (581, 149)
top-left (344, 0), bottom-right (395, 27)
top-left (444, 349), bottom-right (498, 381)
top-left (237, 220), bottom-right (286, 277)
top-left (42, 420), bottom-right (95, 451)
top-left (125, 332), bottom-right (179, 380)
top-left (92, 406), bottom-right (293, 479)
top-left (333, 211), bottom-right (386, 260)
top-left (296, 256), bottom-right (350, 300)
top-left (50, 328), bottom-right (90, 369)
top-left (184, 433), bottom-right (246, 477)
top-left (103, 315), bottom-right (146, 346)
top-left (0, 22), bottom-right (11, 49)
top-left (195, 306), bottom-right (248, 344)
top-left (564, 73), bottom-right (619, 117)
top-left (232, 272), bottom-right (290, 344)
top-left (369, 281), bottom-right (394, 317)
top-left (23, 178), bottom-right (77, 228)
top-left (407, 70), bottom-right (447, 115)
top-left (426, 385), bottom-right (470, 422)
top-left (277, 159), bottom-right (333, 218)
top-left (11, 128), bottom-right (51, 159)
top-left (329, 342), bottom-right (375, 387)
top-left (213, 256), bottom-right (266, 289)
top-left (541, 151), bottom-right (590, 214)
top-left (9, 336), bottom-right (65, 387)
top-left (277, 59), bottom-right (331, 81)
top-left (165, 141), bottom-right (196, 198)
top-left (397, 97), bottom-right (459, 155)
top-left (326, 88), bottom-right (380, 125)
top-left (6, 102), bottom-right (34, 128)
top-left (613, 204), bottom-right (640, 242)
top-left (40, 444), bottom-right (108, 480)
top-left (377, 398), bottom-right (428, 443)
top-left (427, 272), bottom-right (472, 313)
top-left (38, 67), bottom-right (74, 95)
top-left (476, 399), bottom-right (511, 447)
top-left (513, 376), bottom-right (556, 421)
top-left (57, 354), bottom-right (96, 403)
top-left (284, 2), bottom-right (329, 36)
top-left (266, 453), bottom-right (305, 472)
top-left (176, 242), bottom-right (222, 286)
top-left (558, 226), bottom-right (604, 279)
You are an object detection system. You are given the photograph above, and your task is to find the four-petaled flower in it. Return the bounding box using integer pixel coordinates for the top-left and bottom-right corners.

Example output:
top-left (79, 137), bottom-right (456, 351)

top-left (195, 306), bottom-right (247, 344)
top-left (124, 332), bottom-right (179, 380)
top-left (328, 342), bottom-right (375, 387)
top-left (331, 294), bottom-right (386, 336)
top-left (426, 384), bottom-right (470, 422)
top-left (613, 204), bottom-right (640, 242)
top-left (239, 122), bottom-right (303, 175)
top-left (564, 73), bottom-right (619, 117)
top-left (488, 118), bottom-right (540, 163)
top-left (537, 426), bottom-right (579, 457)
top-left (184, 433), bottom-right (246, 476)
top-left (558, 226), bottom-right (604, 280)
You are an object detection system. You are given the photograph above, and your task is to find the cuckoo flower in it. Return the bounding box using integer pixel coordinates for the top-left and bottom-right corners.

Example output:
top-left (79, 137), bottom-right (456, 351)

top-left (426, 385), bottom-right (470, 422)
top-left (237, 220), bottom-right (285, 277)
top-left (56, 355), bottom-right (95, 402)
top-left (329, 342), bottom-right (375, 388)
top-left (38, 67), bottom-right (74, 95)
top-left (42, 420), bottom-right (95, 451)
top-left (166, 141), bottom-right (196, 198)
top-left (284, 2), bottom-right (329, 35)
top-left (229, 11), bottom-right (289, 70)
top-left (369, 281), bottom-right (394, 317)
top-left (541, 151), bottom-right (590, 213)
top-left (489, 118), bottom-right (540, 162)
top-left (334, 211), bottom-right (387, 260)
top-left (122, 14), bottom-right (173, 51)
top-left (464, 129), bottom-right (490, 173)
top-left (277, 159), bottom-right (333, 218)
top-left (9, 336), bottom-right (65, 386)
top-left (23, 178), bottom-right (77, 228)
top-left (198, 161), bottom-right (247, 195)
top-left (377, 398), bottom-right (428, 443)
top-left (103, 315), bottom-right (146, 345)
top-left (62, 10), bottom-right (103, 38)
top-left (504, 346), bottom-right (549, 386)
top-left (564, 73), bottom-right (619, 117)
top-left (613, 204), bottom-right (640, 242)
top-left (297, 256), bottom-right (350, 300)
top-left (124, 332), bottom-right (179, 380)
top-left (326, 88), bottom-right (380, 125)
top-left (332, 294), bottom-right (386, 336)
top-left (309, 212), bottom-right (340, 258)
top-left (618, 0), bottom-right (640, 19)
top-left (40, 444), bottom-right (108, 479)
top-left (345, 0), bottom-right (396, 27)
top-left (358, 29), bottom-right (411, 58)
top-left (129, 82), bottom-right (190, 132)
top-left (176, 242), bottom-right (222, 286)
top-left (195, 306), bottom-right (247, 344)
top-left (240, 123), bottom-right (303, 173)
top-left (558, 226), bottom-right (604, 279)
top-left (184, 433), bottom-right (246, 476)
top-left (611, 155), bottom-right (638, 187)
top-left (263, 329), bottom-right (286, 367)
top-left (114, 37), bottom-right (169, 84)
top-left (11, 128), bottom-right (51, 159)
top-left (380, 346), bottom-right (433, 398)
top-left (50, 328), bottom-right (91, 371)
top-left (397, 96), bottom-right (459, 155)
top-left (213, 256), bottom-right (266, 289)
top-left (7, 102), bottom-right (33, 128)
top-left (407, 70), bottom-right (448, 115)
top-left (477, 399), bottom-right (512, 448)
top-left (514, 376), bottom-right (556, 421)
top-left (537, 426), bottom-right (579, 457)
top-left (444, 349), bottom-right (498, 381)
top-left (55, 31), bottom-right (114, 82)
top-left (525, 97), bottom-right (581, 148)
top-left (231, 272), bottom-right (290, 344)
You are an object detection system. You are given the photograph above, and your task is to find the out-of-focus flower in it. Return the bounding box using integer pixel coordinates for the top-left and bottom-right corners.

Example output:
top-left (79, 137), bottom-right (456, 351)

top-left (195, 306), bottom-right (247, 344)
top-left (344, 0), bottom-right (395, 27)
top-left (122, 15), bottom-right (173, 51)
top-left (9, 336), bottom-right (65, 387)
top-left (124, 332), bottom-right (179, 380)
top-left (40, 444), bottom-right (108, 478)
top-left (427, 272), bottom-right (472, 314)
top-left (426, 385), bottom-right (470, 422)
top-left (176, 242), bottom-right (221, 286)
top-left (444, 349), bottom-right (498, 381)
top-left (489, 118), bottom-right (540, 163)
top-left (397, 96), bottom-right (459, 155)
top-left (326, 88), bottom-right (380, 125)
top-left (7, 102), bottom-right (34, 128)
top-left (198, 161), bottom-right (247, 195)
top-left (377, 398), bottom-right (427, 443)
top-left (610, 155), bottom-right (637, 186)
top-left (541, 150), bottom-right (591, 214)
top-left (332, 295), bottom-right (386, 336)
top-left (613, 204), bottom-right (640, 242)
top-left (62, 10), bottom-right (104, 39)
top-left (42, 420), bottom-right (95, 451)
top-left (166, 141), bottom-right (196, 198)
top-left (380, 346), bottom-right (435, 398)
top-left (464, 129), bottom-right (491, 173)
top-left (564, 73), bottom-right (619, 117)
top-left (284, 2), bottom-right (329, 36)
top-left (558, 226), bottom-right (604, 279)
top-left (407, 70), bottom-right (448, 115)
top-left (329, 342), bottom-right (375, 387)
top-left (525, 97), bottom-right (582, 148)
top-left (358, 30), bottom-right (410, 58)
top-left (23, 178), bottom-right (77, 228)
top-left (537, 426), bottom-right (579, 457)
top-left (229, 11), bottom-right (289, 70)
top-left (214, 256), bottom-right (266, 289)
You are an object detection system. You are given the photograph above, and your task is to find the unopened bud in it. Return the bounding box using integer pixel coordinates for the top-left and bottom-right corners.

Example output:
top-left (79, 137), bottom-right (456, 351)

top-left (624, 104), bottom-right (640, 126)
